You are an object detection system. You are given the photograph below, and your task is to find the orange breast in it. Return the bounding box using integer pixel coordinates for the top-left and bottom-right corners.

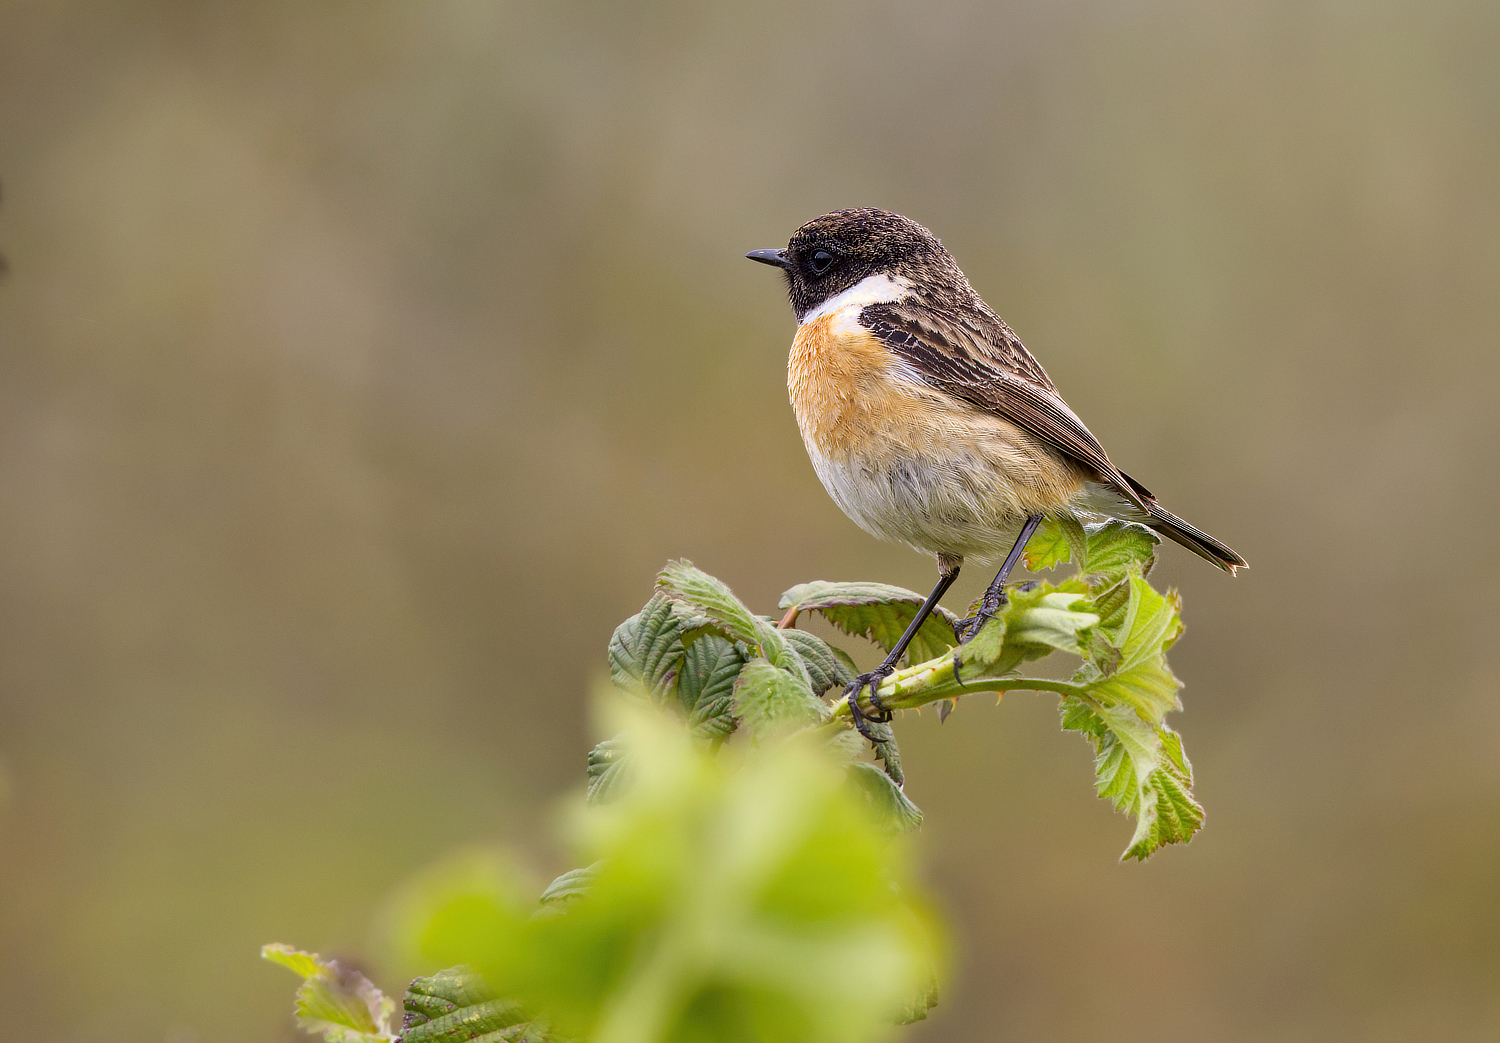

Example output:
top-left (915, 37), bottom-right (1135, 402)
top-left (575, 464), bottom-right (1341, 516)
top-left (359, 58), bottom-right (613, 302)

top-left (788, 313), bottom-right (908, 457)
top-left (786, 311), bottom-right (1088, 534)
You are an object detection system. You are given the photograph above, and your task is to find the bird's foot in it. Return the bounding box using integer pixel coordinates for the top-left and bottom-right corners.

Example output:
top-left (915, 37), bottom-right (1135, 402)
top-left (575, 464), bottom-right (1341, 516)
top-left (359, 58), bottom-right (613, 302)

top-left (956, 598), bottom-right (1003, 642)
top-left (957, 609), bottom-right (995, 643)
top-left (956, 580), bottom-right (1040, 643)
top-left (845, 666), bottom-right (896, 743)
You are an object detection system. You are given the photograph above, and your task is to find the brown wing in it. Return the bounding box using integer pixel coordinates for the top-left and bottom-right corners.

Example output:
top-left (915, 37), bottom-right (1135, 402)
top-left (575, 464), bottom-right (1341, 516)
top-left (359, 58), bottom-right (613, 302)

top-left (861, 300), bottom-right (1153, 511)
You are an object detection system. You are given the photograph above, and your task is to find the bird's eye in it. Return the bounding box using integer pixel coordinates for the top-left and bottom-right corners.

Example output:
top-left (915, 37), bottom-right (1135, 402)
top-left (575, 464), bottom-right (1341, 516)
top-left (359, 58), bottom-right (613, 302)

top-left (808, 249), bottom-right (835, 276)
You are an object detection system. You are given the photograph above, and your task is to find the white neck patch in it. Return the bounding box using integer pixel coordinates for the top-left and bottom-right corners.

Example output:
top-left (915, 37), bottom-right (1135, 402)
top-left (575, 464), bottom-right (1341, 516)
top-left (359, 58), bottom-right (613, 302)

top-left (798, 273), bottom-right (914, 326)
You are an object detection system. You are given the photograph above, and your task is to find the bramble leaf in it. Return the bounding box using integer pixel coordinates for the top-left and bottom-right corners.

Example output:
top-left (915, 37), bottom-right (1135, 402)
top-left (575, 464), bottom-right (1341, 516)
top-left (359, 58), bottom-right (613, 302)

top-left (657, 561), bottom-right (797, 670)
top-left (839, 713), bottom-right (906, 786)
top-left (263, 944), bottom-right (324, 981)
top-left (1078, 574), bottom-right (1183, 727)
top-left (1003, 589), bottom-right (1098, 658)
top-left (1090, 577), bottom-right (1134, 632)
top-left (586, 739), bottom-right (629, 805)
top-left (845, 763), bottom-right (923, 832)
top-left (1078, 520), bottom-right (1159, 586)
top-left (608, 594), bottom-right (685, 701)
top-left (656, 561), bottom-right (819, 729)
top-left (1053, 566), bottom-right (1195, 857)
top-left (873, 732), bottom-right (905, 787)
top-left (778, 581), bottom-right (961, 666)
top-left (604, 586), bottom-right (751, 770)
top-left (261, 944), bottom-right (396, 1043)
top-left (1058, 696), bottom-right (1203, 860)
top-left (953, 584), bottom-right (1100, 682)
top-left (733, 657), bottom-right (826, 736)
top-left (400, 966), bottom-right (560, 1043)
top-left (675, 634), bottom-right (744, 742)
top-left (781, 627), bottom-right (858, 697)
top-left (1023, 517), bottom-right (1084, 572)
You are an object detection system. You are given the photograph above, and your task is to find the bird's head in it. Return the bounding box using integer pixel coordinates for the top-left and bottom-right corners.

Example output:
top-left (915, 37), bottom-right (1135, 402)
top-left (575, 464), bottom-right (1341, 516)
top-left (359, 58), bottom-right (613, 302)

top-left (746, 208), bottom-right (969, 322)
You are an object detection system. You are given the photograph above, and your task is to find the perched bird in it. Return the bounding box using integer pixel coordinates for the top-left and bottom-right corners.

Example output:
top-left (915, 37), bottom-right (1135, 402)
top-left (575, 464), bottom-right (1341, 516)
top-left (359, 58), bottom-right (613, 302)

top-left (747, 208), bottom-right (1245, 736)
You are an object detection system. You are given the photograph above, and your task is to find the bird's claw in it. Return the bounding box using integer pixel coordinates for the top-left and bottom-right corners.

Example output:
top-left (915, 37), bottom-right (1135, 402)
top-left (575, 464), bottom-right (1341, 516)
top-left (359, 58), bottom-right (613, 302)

top-left (845, 667), bottom-right (895, 743)
top-left (958, 581), bottom-right (1035, 642)
top-left (957, 603), bottom-right (1000, 642)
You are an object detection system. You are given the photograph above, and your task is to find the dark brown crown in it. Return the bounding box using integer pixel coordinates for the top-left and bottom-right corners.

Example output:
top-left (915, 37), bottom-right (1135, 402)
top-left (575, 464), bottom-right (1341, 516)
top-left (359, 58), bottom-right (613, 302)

top-left (775, 208), bottom-right (974, 321)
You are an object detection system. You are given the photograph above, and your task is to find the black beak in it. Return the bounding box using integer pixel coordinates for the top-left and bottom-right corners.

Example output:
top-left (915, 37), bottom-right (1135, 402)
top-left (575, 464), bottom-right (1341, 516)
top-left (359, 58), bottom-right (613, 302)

top-left (745, 248), bottom-right (790, 269)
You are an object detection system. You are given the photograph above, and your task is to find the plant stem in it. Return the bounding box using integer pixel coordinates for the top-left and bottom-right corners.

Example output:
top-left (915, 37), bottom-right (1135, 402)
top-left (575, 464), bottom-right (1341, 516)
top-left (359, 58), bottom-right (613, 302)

top-left (831, 645), bottom-right (1086, 724)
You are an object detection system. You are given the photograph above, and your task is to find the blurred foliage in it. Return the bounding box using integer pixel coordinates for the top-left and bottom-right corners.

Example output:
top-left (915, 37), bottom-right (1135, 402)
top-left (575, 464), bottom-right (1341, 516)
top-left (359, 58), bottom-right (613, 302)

top-left (394, 706), bottom-right (939, 1043)
top-left (271, 536), bottom-right (1197, 1042)
top-left (3, 1), bottom-right (1500, 1041)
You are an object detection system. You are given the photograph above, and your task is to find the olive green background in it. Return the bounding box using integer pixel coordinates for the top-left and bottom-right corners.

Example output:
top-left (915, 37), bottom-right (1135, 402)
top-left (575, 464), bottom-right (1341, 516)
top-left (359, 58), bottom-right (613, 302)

top-left (1, 2), bottom-right (1497, 1040)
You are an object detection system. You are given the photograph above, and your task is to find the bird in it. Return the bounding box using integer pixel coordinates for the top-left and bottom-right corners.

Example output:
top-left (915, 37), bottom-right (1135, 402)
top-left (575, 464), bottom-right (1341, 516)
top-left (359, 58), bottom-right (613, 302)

top-left (746, 207), bottom-right (1246, 738)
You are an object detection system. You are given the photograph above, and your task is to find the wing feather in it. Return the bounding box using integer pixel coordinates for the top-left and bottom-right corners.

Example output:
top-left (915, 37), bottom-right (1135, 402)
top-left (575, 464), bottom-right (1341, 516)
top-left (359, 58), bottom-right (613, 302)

top-left (861, 300), bottom-right (1150, 511)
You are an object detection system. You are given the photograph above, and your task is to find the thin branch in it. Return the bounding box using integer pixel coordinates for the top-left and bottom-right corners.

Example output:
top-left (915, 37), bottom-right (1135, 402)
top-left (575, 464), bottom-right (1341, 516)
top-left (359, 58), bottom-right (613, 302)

top-left (829, 646), bottom-right (1087, 723)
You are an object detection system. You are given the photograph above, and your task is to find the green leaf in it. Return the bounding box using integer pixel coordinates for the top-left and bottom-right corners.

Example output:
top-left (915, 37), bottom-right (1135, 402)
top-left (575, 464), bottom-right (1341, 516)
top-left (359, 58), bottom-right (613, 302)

top-left (655, 564), bottom-right (822, 739)
top-left (952, 584), bottom-right (1099, 683)
top-left (873, 732), bottom-right (905, 787)
top-left (1115, 574), bottom-right (1184, 661)
top-left (263, 944), bottom-right (325, 980)
top-left (780, 628), bottom-right (857, 697)
top-left (540, 864), bottom-right (602, 907)
top-left (1058, 696), bottom-right (1204, 860)
top-left (262, 944), bottom-right (396, 1043)
top-left (1003, 589), bottom-right (1098, 658)
top-left (609, 588), bottom-right (747, 745)
top-left (401, 966), bottom-right (560, 1043)
top-left (1079, 574), bottom-right (1183, 727)
top-left (1023, 517), bottom-right (1084, 572)
top-left (840, 712), bottom-right (906, 787)
top-left (658, 561), bottom-right (804, 682)
top-left (1078, 520), bottom-right (1159, 587)
top-left (778, 581), bottom-right (960, 666)
top-left (656, 559), bottom-right (770, 651)
top-left (1090, 577), bottom-right (1133, 632)
top-left (608, 594), bottom-right (686, 701)
top-left (845, 763), bottom-right (923, 832)
top-left (586, 738), bottom-right (630, 805)
top-left (675, 634), bottom-right (745, 743)
top-left (733, 657), bottom-right (826, 736)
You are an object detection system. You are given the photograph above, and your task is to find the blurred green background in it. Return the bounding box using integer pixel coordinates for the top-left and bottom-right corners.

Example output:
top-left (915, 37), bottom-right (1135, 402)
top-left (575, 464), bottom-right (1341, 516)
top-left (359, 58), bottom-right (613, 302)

top-left (2, 1), bottom-right (1497, 1040)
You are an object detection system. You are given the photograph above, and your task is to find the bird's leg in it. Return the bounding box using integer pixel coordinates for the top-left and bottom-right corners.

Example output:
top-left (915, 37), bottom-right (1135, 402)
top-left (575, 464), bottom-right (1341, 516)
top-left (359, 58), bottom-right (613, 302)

top-left (846, 557), bottom-right (962, 742)
top-left (960, 513), bottom-right (1044, 642)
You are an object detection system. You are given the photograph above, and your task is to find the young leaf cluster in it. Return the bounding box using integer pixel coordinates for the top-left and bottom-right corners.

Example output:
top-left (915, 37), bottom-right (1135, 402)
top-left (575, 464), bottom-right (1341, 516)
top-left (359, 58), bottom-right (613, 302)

top-left (602, 563), bottom-right (932, 820)
top-left (394, 707), bottom-right (943, 1043)
top-left (265, 524), bottom-right (1214, 1043)
top-left (857, 518), bottom-right (1205, 859)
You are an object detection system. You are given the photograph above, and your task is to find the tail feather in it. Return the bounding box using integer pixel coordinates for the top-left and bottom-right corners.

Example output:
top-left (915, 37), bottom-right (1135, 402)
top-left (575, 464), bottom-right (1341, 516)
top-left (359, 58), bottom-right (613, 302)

top-left (1142, 502), bottom-right (1247, 575)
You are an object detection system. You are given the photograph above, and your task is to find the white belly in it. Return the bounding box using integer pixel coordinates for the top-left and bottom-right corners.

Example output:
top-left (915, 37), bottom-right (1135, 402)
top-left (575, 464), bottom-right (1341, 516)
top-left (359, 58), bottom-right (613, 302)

top-left (806, 443), bottom-right (1035, 563)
